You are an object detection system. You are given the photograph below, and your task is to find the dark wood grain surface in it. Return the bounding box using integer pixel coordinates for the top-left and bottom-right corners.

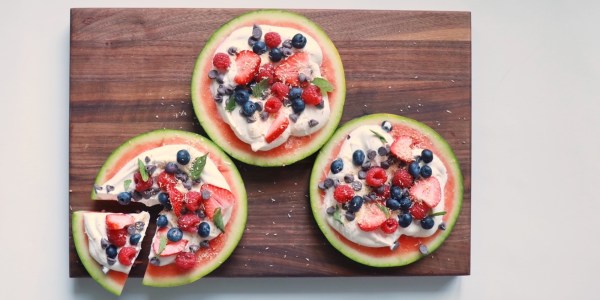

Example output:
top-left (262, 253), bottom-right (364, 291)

top-left (69, 8), bottom-right (471, 277)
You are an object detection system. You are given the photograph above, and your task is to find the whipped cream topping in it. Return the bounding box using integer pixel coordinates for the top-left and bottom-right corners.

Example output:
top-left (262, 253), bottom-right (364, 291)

top-left (323, 125), bottom-right (448, 248)
top-left (212, 25), bottom-right (331, 151)
top-left (83, 212), bottom-right (150, 274)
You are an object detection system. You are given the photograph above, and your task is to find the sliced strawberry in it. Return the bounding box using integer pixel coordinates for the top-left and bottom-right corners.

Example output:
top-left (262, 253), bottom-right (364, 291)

top-left (185, 191), bottom-right (202, 212)
top-left (157, 171), bottom-right (177, 191)
top-left (117, 247), bottom-right (137, 266)
top-left (365, 167), bottom-right (387, 188)
top-left (257, 63), bottom-right (276, 85)
top-left (392, 169), bottom-right (414, 188)
top-left (201, 184), bottom-right (235, 219)
top-left (234, 50), bottom-right (261, 86)
top-left (390, 136), bottom-right (414, 162)
top-left (105, 213), bottom-right (134, 230)
top-left (380, 218), bottom-right (399, 234)
top-left (152, 228), bottom-right (188, 257)
top-left (133, 171), bottom-right (153, 192)
top-left (107, 228), bottom-right (127, 247)
top-left (175, 252), bottom-right (197, 270)
top-left (409, 201), bottom-right (430, 220)
top-left (177, 214), bottom-right (201, 232)
top-left (274, 52), bottom-right (310, 86)
top-left (409, 177), bottom-right (442, 208)
top-left (265, 113), bottom-right (289, 143)
top-left (167, 186), bottom-right (185, 217)
top-left (356, 202), bottom-right (388, 232)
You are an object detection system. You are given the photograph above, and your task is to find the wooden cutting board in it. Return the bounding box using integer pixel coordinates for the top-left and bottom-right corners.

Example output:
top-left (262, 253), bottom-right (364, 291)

top-left (69, 8), bottom-right (471, 277)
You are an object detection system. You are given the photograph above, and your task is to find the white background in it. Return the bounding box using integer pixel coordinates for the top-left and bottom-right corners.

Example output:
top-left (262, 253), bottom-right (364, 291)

top-left (2, 0), bottom-right (599, 299)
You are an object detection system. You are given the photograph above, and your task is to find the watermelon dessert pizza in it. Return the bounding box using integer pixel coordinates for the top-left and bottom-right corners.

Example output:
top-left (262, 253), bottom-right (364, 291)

top-left (191, 10), bottom-right (345, 166)
top-left (309, 114), bottom-right (463, 267)
top-left (72, 211), bottom-right (150, 295)
top-left (74, 129), bottom-right (247, 293)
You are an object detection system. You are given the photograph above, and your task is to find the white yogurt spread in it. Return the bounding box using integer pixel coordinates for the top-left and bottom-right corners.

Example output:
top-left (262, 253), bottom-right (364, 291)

top-left (83, 212), bottom-right (150, 274)
top-left (212, 25), bottom-right (331, 151)
top-left (96, 144), bottom-right (231, 205)
top-left (323, 125), bottom-right (448, 248)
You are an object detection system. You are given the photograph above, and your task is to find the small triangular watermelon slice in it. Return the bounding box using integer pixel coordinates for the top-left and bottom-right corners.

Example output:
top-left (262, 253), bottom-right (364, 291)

top-left (71, 211), bottom-right (150, 296)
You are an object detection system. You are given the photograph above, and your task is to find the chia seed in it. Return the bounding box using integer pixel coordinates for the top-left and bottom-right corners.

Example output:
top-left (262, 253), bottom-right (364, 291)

top-left (216, 74), bottom-right (225, 84)
top-left (419, 244), bottom-right (429, 255)
top-left (282, 47), bottom-right (293, 56)
top-left (289, 113), bottom-right (299, 123)
top-left (351, 181), bottom-right (362, 191)
top-left (196, 210), bottom-right (206, 219)
top-left (283, 99), bottom-right (292, 107)
top-left (227, 46), bottom-right (238, 56)
top-left (217, 85), bottom-right (227, 95)
top-left (107, 257), bottom-right (116, 266)
top-left (333, 179), bottom-right (341, 187)
top-left (282, 39), bottom-right (292, 48)
top-left (93, 184), bottom-right (103, 191)
top-left (127, 225), bottom-right (137, 235)
top-left (367, 150), bottom-right (377, 160)
top-left (175, 172), bottom-right (188, 182)
top-left (251, 24), bottom-right (262, 39)
top-left (132, 191), bottom-right (142, 201)
top-left (380, 161), bottom-right (390, 169)
top-left (201, 189), bottom-right (211, 200)
top-left (246, 116), bottom-right (257, 123)
top-left (146, 165), bottom-right (157, 175)
top-left (308, 119), bottom-right (319, 128)
top-left (200, 240), bottom-right (210, 248)
top-left (298, 73), bottom-right (308, 83)
top-left (135, 221), bottom-right (145, 231)
top-left (214, 95), bottom-right (223, 103)
top-left (145, 156), bottom-right (151, 163)
top-left (358, 170), bottom-right (367, 179)
top-left (361, 161), bottom-right (371, 171)
top-left (378, 146), bottom-right (388, 156)
top-left (100, 238), bottom-right (109, 249)
top-left (183, 180), bottom-right (193, 190)
top-left (344, 211), bottom-right (355, 221)
top-left (255, 102), bottom-right (263, 112)
top-left (326, 206), bottom-right (336, 215)
top-left (439, 223), bottom-right (447, 231)
top-left (189, 244), bottom-right (200, 253)
top-left (247, 36), bottom-right (258, 47)
top-left (323, 178), bottom-right (334, 189)
top-left (390, 241), bottom-right (400, 251)
top-left (149, 257), bottom-right (160, 266)
top-left (375, 185), bottom-right (386, 194)
top-left (343, 174), bottom-right (354, 183)
top-left (316, 100), bottom-right (325, 109)
top-left (318, 182), bottom-right (326, 190)
top-left (105, 185), bottom-right (114, 193)
top-left (381, 121), bottom-right (392, 132)
top-left (208, 69), bottom-right (218, 79)
top-left (259, 111), bottom-right (269, 121)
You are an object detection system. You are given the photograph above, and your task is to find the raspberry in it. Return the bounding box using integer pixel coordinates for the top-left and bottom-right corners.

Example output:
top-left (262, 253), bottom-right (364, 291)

top-left (157, 171), bottom-right (177, 191)
top-left (185, 191), bottom-right (202, 212)
top-left (264, 32), bottom-right (282, 48)
top-left (257, 63), bottom-right (276, 84)
top-left (301, 84), bottom-right (322, 105)
top-left (380, 218), bottom-right (399, 234)
top-left (107, 228), bottom-right (127, 247)
top-left (409, 201), bottom-right (430, 220)
top-left (365, 167), bottom-right (387, 188)
top-left (175, 252), bottom-right (196, 270)
top-left (212, 52), bottom-right (230, 71)
top-left (271, 82), bottom-right (289, 99)
top-left (133, 171), bottom-right (153, 192)
top-left (117, 247), bottom-right (137, 266)
top-left (177, 214), bottom-right (201, 232)
top-left (392, 169), bottom-right (413, 188)
top-left (264, 97), bottom-right (283, 113)
top-left (333, 184), bottom-right (354, 203)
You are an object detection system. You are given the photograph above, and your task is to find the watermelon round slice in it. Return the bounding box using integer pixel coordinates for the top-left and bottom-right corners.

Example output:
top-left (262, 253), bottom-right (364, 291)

top-left (89, 129), bottom-right (247, 287)
top-left (309, 114), bottom-right (463, 267)
top-left (71, 211), bottom-right (150, 296)
top-left (191, 9), bottom-right (346, 166)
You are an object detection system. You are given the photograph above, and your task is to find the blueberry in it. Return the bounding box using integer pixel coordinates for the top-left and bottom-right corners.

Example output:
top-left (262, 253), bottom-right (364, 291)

top-left (242, 101), bottom-right (257, 116)
top-left (352, 150), bottom-right (365, 166)
top-left (348, 196), bottom-right (364, 213)
top-left (421, 149), bottom-right (434, 163)
top-left (167, 228), bottom-right (183, 242)
top-left (198, 222), bottom-right (211, 238)
top-left (398, 214), bottom-right (413, 228)
top-left (130, 233), bottom-right (141, 245)
top-left (390, 186), bottom-right (403, 200)
top-left (288, 87), bottom-right (303, 99)
top-left (291, 33), bottom-right (307, 48)
top-left (291, 98), bottom-right (305, 113)
top-left (158, 192), bottom-right (170, 207)
top-left (399, 196), bottom-right (412, 211)
top-left (176, 150), bottom-right (190, 165)
top-left (420, 165), bottom-right (432, 178)
top-left (330, 159), bottom-right (343, 174)
top-left (106, 245), bottom-right (118, 259)
top-left (252, 40), bottom-right (267, 54)
top-left (165, 162), bottom-right (178, 174)
top-left (117, 192), bottom-right (132, 205)
top-left (234, 89), bottom-right (250, 104)
top-left (409, 161), bottom-right (421, 178)
top-left (156, 215), bottom-right (168, 228)
top-left (421, 216), bottom-right (435, 229)
top-left (269, 48), bottom-right (283, 62)
top-left (386, 198), bottom-right (401, 211)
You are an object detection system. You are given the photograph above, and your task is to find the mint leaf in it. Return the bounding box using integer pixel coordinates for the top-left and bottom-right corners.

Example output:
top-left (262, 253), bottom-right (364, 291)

top-left (370, 129), bottom-right (388, 144)
top-left (333, 205), bottom-right (344, 226)
top-left (376, 203), bottom-right (391, 219)
top-left (311, 77), bottom-right (334, 96)
top-left (225, 94), bottom-right (236, 112)
top-left (137, 158), bottom-right (149, 181)
top-left (430, 211), bottom-right (447, 217)
top-left (123, 179), bottom-right (132, 191)
top-left (190, 153), bottom-right (208, 181)
top-left (214, 208), bottom-right (225, 232)
top-left (251, 78), bottom-right (270, 99)
top-left (157, 234), bottom-right (168, 255)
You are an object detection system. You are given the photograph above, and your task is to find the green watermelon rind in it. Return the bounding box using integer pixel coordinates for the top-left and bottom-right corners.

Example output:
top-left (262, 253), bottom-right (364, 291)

top-left (88, 129), bottom-right (247, 287)
top-left (309, 113), bottom-right (464, 267)
top-left (191, 9), bottom-right (346, 167)
top-left (72, 211), bottom-right (125, 296)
